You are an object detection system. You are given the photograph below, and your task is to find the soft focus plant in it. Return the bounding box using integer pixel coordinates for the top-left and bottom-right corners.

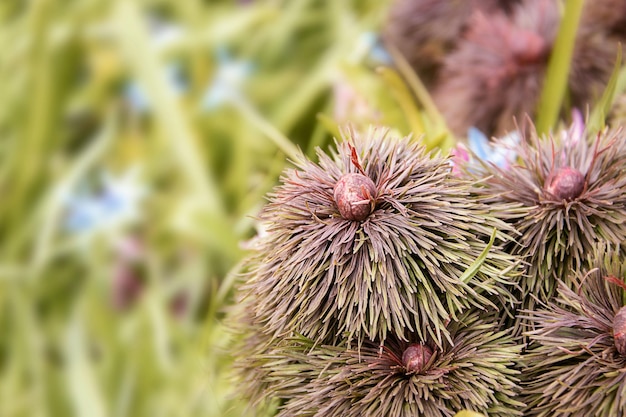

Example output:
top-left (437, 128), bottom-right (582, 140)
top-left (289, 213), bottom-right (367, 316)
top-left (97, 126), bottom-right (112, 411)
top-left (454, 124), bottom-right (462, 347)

top-left (2, 0), bottom-right (626, 416)
top-left (0, 1), bottom-right (395, 416)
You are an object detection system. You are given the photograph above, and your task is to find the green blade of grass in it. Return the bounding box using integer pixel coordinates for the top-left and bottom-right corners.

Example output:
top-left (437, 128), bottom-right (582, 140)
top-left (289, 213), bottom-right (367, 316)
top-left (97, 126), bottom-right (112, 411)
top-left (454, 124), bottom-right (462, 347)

top-left (460, 228), bottom-right (497, 284)
top-left (588, 48), bottom-right (623, 132)
top-left (231, 95), bottom-right (300, 162)
top-left (536, 0), bottom-right (584, 134)
top-left (385, 43), bottom-right (456, 151)
top-left (65, 313), bottom-right (108, 417)
top-left (113, 1), bottom-right (224, 215)
top-left (31, 114), bottom-right (115, 274)
top-left (315, 112), bottom-right (343, 141)
top-left (385, 44), bottom-right (449, 127)
top-left (376, 66), bottom-right (425, 136)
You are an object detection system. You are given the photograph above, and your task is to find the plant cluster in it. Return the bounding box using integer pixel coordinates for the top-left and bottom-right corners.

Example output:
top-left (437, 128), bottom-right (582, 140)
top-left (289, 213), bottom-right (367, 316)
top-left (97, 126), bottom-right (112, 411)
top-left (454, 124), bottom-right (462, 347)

top-left (233, 128), bottom-right (524, 416)
top-left (384, 0), bottom-right (625, 137)
top-left (234, 122), bottom-right (626, 417)
top-left (233, 0), bottom-right (626, 412)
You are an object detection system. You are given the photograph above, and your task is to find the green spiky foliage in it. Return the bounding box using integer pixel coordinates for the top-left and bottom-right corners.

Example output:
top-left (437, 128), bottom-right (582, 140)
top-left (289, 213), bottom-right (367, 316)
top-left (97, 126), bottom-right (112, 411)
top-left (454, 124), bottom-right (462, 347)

top-left (469, 123), bottom-right (626, 324)
top-left (255, 311), bottom-right (522, 417)
top-left (239, 128), bottom-right (520, 348)
top-left (522, 245), bottom-right (626, 416)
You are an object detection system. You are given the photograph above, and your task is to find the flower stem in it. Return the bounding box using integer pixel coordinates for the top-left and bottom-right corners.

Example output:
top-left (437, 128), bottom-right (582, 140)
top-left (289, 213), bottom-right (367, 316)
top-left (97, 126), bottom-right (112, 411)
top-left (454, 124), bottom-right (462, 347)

top-left (231, 95), bottom-right (301, 162)
top-left (536, 0), bottom-right (584, 134)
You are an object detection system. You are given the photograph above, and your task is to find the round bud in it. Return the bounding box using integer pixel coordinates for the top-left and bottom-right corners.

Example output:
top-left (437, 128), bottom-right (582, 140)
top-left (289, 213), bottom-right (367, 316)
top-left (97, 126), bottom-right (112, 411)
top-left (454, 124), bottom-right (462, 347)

top-left (545, 167), bottom-right (585, 201)
top-left (333, 173), bottom-right (377, 221)
top-left (614, 306), bottom-right (626, 356)
top-left (511, 29), bottom-right (549, 65)
top-left (402, 343), bottom-right (433, 374)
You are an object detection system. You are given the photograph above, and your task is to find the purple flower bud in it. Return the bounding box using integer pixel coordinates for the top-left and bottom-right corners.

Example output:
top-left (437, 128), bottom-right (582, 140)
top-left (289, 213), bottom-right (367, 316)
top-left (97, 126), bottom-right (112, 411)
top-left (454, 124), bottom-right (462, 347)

top-left (333, 173), bottom-right (377, 221)
top-left (112, 265), bottom-right (144, 311)
top-left (545, 167), bottom-right (585, 201)
top-left (402, 343), bottom-right (433, 374)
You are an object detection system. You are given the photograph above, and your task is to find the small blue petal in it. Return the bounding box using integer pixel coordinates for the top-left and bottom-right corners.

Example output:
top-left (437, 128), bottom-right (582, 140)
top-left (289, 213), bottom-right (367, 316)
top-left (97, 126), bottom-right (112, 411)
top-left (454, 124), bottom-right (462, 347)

top-left (467, 128), bottom-right (519, 170)
top-left (369, 44), bottom-right (393, 66)
top-left (200, 49), bottom-right (254, 111)
top-left (364, 32), bottom-right (393, 66)
top-left (124, 82), bottom-right (151, 113)
top-left (63, 169), bottom-right (146, 234)
top-left (467, 127), bottom-right (491, 160)
top-left (123, 63), bottom-right (187, 113)
top-left (201, 85), bottom-right (231, 110)
top-left (165, 63), bottom-right (188, 95)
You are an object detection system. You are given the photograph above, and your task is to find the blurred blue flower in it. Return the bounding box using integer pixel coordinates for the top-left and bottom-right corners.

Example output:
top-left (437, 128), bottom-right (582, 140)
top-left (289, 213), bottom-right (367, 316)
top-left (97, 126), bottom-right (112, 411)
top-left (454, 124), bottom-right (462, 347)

top-left (360, 32), bottom-right (392, 66)
top-left (200, 48), bottom-right (254, 110)
top-left (122, 16), bottom-right (187, 113)
top-left (123, 63), bottom-right (187, 113)
top-left (467, 126), bottom-right (520, 169)
top-left (64, 168), bottom-right (147, 234)
top-left (146, 16), bottom-right (185, 52)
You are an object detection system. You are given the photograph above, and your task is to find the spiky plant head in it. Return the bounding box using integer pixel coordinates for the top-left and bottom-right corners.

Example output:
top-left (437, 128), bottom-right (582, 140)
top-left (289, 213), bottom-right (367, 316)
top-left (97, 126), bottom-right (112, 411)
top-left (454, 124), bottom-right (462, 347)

top-left (469, 123), bottom-right (626, 320)
top-left (521, 245), bottom-right (626, 417)
top-left (260, 311), bottom-right (522, 417)
top-left (568, 26), bottom-right (622, 110)
top-left (239, 128), bottom-right (520, 348)
top-left (432, 0), bottom-right (555, 136)
top-left (382, 0), bottom-right (519, 86)
top-left (430, 0), bottom-right (621, 137)
top-left (230, 295), bottom-right (340, 416)
top-left (580, 0), bottom-right (626, 40)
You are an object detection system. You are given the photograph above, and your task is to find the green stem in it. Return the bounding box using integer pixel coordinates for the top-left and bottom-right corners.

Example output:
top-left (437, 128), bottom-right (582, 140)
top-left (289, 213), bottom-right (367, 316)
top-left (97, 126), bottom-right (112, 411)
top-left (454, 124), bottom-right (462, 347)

top-left (386, 43), bottom-right (449, 134)
top-left (536, 0), bottom-right (584, 134)
top-left (232, 95), bottom-right (301, 162)
top-left (460, 228), bottom-right (497, 284)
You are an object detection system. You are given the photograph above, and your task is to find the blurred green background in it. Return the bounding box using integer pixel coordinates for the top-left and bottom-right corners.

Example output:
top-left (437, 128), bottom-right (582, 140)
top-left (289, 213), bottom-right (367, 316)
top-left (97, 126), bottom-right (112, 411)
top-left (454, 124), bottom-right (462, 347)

top-left (0, 0), bottom-right (426, 416)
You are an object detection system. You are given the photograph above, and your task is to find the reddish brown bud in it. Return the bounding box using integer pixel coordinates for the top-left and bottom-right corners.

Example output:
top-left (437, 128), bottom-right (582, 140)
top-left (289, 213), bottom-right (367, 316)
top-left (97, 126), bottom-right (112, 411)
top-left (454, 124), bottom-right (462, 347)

top-left (545, 167), bottom-right (585, 201)
top-left (614, 306), bottom-right (626, 356)
top-left (402, 343), bottom-right (433, 374)
top-left (333, 173), bottom-right (377, 221)
top-left (511, 29), bottom-right (549, 65)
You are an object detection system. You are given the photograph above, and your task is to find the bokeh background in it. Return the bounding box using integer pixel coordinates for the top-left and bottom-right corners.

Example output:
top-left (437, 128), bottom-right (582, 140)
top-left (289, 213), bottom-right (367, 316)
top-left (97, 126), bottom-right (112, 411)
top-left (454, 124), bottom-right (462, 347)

top-left (0, 1), bottom-right (414, 416)
top-left (3, 0), bottom-right (624, 416)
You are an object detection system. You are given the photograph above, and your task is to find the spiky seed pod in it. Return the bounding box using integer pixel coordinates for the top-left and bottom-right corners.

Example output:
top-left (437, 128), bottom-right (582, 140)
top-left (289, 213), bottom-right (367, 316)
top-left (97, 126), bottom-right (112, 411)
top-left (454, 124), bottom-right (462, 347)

top-left (580, 0), bottom-right (626, 40)
top-left (544, 167), bottom-right (585, 201)
top-left (469, 123), bottom-right (626, 329)
top-left (522, 245), bottom-right (626, 417)
top-left (432, 0), bottom-right (555, 136)
top-left (402, 343), bottom-right (433, 374)
top-left (382, 0), bottom-right (520, 86)
top-left (333, 172), bottom-right (377, 221)
top-left (261, 311), bottom-right (522, 417)
top-left (240, 128), bottom-right (520, 348)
